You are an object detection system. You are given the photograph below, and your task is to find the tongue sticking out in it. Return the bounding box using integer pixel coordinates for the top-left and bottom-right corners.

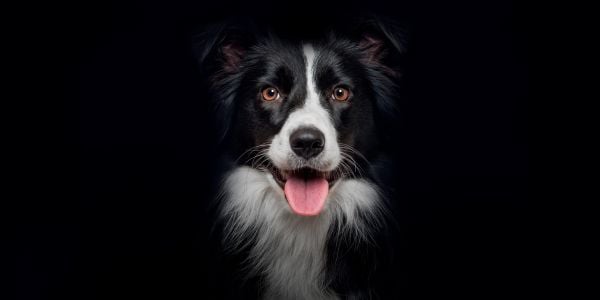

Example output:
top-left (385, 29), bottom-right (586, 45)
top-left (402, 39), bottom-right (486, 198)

top-left (284, 175), bottom-right (329, 216)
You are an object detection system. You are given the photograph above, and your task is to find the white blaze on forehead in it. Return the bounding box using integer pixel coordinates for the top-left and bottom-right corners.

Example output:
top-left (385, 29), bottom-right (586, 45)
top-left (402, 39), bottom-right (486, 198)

top-left (267, 44), bottom-right (341, 171)
top-left (303, 45), bottom-right (320, 108)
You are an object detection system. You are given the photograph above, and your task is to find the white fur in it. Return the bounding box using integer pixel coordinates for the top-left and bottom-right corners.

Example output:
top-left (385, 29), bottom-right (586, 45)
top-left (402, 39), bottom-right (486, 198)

top-left (219, 167), bottom-right (384, 299)
top-left (267, 44), bottom-right (341, 172)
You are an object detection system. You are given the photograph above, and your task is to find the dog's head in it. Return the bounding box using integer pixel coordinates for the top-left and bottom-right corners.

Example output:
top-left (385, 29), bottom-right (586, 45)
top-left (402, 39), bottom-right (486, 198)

top-left (195, 18), bottom-right (404, 216)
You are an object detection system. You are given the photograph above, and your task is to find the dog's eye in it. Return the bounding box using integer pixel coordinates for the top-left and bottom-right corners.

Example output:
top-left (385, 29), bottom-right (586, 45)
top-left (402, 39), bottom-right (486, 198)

top-left (332, 87), bottom-right (350, 101)
top-left (261, 87), bottom-right (280, 101)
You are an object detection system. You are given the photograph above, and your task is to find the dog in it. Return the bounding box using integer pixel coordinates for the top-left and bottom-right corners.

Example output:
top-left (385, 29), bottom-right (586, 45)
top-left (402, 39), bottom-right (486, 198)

top-left (194, 17), bottom-right (405, 299)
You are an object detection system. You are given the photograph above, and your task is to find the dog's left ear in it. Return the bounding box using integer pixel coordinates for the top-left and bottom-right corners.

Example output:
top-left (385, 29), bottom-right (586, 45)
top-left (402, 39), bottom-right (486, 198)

top-left (337, 16), bottom-right (407, 125)
top-left (347, 16), bottom-right (407, 76)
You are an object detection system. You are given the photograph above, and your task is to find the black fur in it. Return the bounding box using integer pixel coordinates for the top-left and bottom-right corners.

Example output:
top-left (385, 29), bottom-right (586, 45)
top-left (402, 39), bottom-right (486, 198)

top-left (194, 16), bottom-right (405, 298)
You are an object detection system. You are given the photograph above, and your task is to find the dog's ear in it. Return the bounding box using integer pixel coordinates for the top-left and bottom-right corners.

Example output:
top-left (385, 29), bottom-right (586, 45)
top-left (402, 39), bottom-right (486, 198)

top-left (334, 16), bottom-right (407, 129)
top-left (346, 16), bottom-right (406, 77)
top-left (193, 20), bottom-right (256, 80)
top-left (192, 21), bottom-right (257, 143)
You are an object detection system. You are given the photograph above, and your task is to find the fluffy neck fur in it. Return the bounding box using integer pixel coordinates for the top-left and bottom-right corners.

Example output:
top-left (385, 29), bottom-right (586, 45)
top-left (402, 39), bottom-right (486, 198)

top-left (219, 166), bottom-right (383, 299)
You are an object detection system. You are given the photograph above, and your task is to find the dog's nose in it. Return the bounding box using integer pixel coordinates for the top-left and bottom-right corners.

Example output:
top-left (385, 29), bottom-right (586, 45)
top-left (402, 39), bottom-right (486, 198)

top-left (290, 127), bottom-right (325, 159)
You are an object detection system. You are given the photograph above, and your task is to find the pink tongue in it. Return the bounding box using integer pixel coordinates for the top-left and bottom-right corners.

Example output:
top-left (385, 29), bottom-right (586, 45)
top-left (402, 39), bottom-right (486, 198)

top-left (284, 175), bottom-right (329, 216)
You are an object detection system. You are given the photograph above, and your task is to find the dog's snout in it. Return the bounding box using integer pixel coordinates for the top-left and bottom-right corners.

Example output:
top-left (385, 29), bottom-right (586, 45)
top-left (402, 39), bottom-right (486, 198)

top-left (290, 127), bottom-right (325, 159)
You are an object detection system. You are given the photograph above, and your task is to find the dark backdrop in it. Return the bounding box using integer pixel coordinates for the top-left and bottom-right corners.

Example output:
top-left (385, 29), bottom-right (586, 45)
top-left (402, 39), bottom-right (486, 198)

top-left (19, 0), bottom-right (528, 298)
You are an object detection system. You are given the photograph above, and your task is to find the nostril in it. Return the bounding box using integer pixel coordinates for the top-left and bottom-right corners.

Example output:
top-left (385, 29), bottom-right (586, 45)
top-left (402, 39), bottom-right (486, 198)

top-left (290, 127), bottom-right (325, 159)
top-left (311, 140), bottom-right (323, 149)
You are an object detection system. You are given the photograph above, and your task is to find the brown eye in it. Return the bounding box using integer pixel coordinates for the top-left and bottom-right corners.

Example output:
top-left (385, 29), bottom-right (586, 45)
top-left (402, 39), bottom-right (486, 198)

top-left (261, 87), bottom-right (279, 101)
top-left (332, 87), bottom-right (350, 101)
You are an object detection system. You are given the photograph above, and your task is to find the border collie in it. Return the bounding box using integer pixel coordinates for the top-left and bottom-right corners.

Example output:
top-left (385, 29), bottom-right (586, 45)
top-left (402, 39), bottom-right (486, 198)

top-left (195, 17), bottom-right (404, 299)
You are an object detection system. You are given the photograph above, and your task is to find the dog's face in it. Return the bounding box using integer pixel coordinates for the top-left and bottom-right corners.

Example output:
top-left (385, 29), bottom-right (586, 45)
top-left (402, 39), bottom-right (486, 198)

top-left (197, 22), bottom-right (402, 216)
top-left (238, 41), bottom-right (383, 215)
top-left (196, 20), bottom-right (404, 297)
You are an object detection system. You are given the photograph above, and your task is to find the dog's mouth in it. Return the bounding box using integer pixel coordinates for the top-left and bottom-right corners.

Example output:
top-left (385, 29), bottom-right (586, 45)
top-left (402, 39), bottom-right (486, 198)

top-left (268, 166), bottom-right (337, 217)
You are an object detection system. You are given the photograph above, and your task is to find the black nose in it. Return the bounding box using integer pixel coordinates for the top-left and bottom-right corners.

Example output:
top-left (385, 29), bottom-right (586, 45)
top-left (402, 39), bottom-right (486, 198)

top-left (290, 127), bottom-right (325, 159)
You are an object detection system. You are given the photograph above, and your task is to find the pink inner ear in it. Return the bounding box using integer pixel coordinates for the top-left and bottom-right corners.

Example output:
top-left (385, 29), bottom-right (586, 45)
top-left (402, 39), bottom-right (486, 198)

top-left (358, 35), bottom-right (385, 63)
top-left (222, 43), bottom-right (245, 73)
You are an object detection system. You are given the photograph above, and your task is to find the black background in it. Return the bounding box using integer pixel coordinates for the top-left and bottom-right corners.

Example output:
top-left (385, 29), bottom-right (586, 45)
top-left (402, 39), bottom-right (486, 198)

top-left (19, 0), bottom-right (528, 298)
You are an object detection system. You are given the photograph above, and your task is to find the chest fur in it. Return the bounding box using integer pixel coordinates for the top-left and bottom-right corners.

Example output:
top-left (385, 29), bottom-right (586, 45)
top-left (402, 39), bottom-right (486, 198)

top-left (219, 166), bottom-right (381, 299)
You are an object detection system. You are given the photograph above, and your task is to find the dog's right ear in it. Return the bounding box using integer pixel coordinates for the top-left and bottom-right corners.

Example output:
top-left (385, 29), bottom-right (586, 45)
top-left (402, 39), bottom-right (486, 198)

top-left (192, 21), bottom-right (257, 143)
top-left (193, 21), bottom-right (256, 80)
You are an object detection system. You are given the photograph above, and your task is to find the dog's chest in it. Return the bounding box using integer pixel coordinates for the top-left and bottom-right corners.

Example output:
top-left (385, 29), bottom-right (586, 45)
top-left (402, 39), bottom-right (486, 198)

top-left (220, 166), bottom-right (381, 299)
